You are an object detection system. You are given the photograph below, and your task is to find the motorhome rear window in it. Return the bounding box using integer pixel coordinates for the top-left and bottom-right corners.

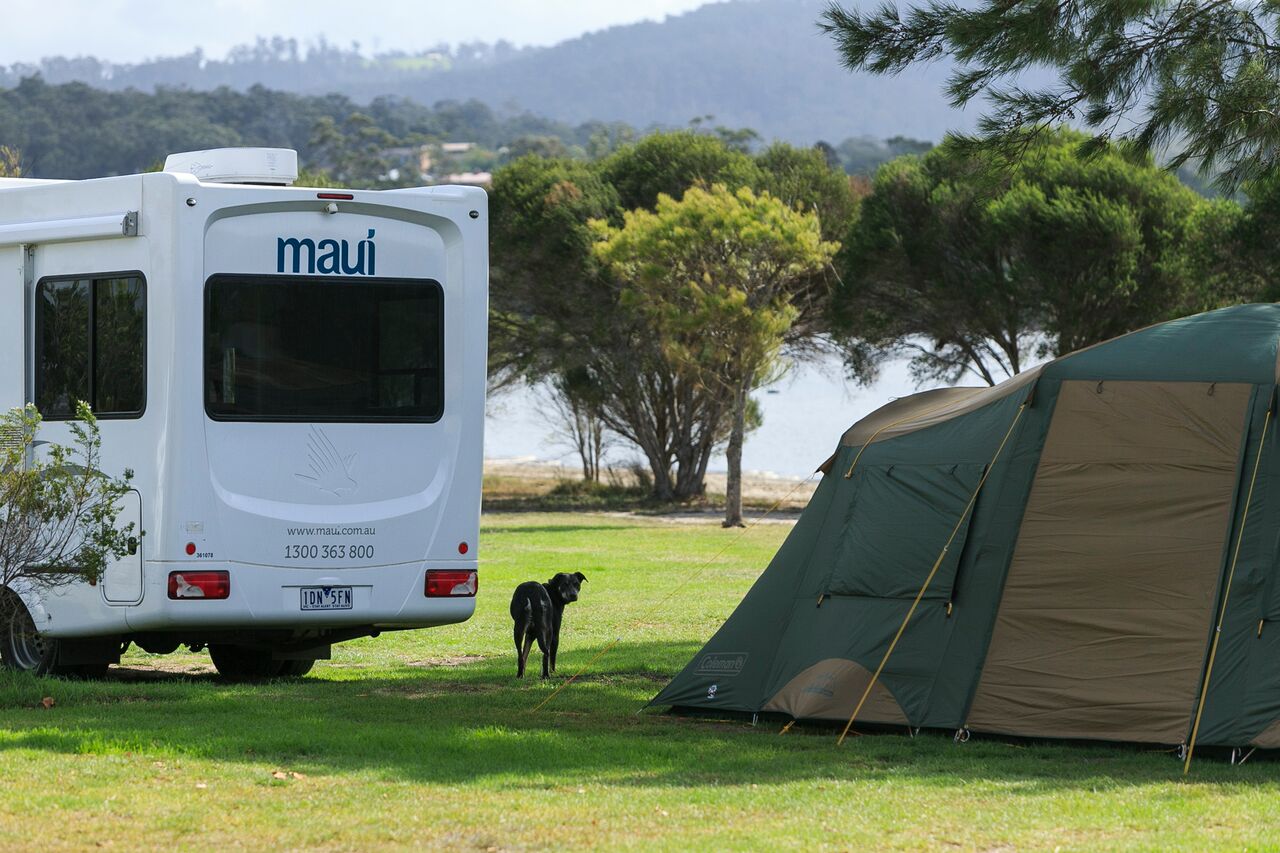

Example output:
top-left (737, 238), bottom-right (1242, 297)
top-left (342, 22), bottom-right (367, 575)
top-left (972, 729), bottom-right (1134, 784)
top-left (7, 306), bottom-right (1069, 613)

top-left (34, 274), bottom-right (146, 419)
top-left (204, 275), bottom-right (443, 422)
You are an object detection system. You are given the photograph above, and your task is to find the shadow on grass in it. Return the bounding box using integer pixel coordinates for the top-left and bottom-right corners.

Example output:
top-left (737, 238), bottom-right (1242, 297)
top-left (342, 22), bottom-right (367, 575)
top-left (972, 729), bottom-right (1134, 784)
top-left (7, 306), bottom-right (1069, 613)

top-left (1, 639), bottom-right (1277, 790)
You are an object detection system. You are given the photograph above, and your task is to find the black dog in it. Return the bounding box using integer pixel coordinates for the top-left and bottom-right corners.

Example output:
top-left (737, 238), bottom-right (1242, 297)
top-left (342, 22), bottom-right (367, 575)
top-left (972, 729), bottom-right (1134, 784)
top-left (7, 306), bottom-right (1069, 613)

top-left (510, 572), bottom-right (586, 678)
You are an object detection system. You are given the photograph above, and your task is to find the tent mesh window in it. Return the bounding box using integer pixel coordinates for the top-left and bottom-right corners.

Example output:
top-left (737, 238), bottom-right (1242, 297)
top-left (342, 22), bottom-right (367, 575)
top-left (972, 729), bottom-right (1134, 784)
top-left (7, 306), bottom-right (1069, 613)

top-left (828, 463), bottom-right (984, 600)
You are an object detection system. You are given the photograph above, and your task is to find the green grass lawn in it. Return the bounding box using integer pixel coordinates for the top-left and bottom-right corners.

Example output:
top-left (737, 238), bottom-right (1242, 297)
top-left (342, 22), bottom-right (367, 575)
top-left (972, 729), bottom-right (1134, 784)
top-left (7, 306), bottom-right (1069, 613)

top-left (2, 512), bottom-right (1279, 850)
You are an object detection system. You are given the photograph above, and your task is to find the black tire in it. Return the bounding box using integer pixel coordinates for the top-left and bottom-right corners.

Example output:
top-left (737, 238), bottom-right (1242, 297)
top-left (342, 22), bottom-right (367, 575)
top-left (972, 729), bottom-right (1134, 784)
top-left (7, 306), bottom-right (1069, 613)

top-left (208, 644), bottom-right (286, 680)
top-left (278, 658), bottom-right (316, 678)
top-left (0, 595), bottom-right (58, 675)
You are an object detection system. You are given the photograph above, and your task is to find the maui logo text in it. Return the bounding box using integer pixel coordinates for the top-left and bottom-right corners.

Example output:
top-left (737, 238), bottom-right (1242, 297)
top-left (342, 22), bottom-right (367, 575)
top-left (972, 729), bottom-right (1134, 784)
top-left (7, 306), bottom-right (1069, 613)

top-left (277, 230), bottom-right (376, 275)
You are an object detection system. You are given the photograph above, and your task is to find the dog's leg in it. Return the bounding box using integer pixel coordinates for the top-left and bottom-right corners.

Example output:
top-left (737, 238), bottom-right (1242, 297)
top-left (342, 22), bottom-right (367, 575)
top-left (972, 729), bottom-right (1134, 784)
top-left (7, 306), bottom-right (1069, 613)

top-left (547, 607), bottom-right (563, 676)
top-left (535, 631), bottom-right (550, 679)
top-left (514, 621), bottom-right (527, 678)
top-left (520, 631), bottom-right (535, 679)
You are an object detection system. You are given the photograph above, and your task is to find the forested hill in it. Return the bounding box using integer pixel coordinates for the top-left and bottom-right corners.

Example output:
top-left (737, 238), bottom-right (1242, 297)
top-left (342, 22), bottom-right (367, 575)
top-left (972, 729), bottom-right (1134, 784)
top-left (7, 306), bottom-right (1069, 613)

top-left (0, 0), bottom-right (971, 144)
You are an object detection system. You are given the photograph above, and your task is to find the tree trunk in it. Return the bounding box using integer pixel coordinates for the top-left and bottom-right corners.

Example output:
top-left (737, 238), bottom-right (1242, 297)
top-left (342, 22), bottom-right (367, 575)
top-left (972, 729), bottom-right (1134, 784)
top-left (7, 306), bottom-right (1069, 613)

top-left (723, 372), bottom-right (751, 528)
top-left (587, 415), bottom-right (603, 483)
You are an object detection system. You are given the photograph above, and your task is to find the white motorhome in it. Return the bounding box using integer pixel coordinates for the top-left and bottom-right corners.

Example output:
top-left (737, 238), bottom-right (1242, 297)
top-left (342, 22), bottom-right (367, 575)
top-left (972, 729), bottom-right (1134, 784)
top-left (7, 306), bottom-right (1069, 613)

top-left (0, 148), bottom-right (487, 678)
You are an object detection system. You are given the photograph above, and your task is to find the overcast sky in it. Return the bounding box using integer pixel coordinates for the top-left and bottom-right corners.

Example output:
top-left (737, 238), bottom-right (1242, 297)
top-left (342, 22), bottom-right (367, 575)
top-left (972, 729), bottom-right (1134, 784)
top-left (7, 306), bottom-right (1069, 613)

top-left (2, 0), bottom-right (719, 64)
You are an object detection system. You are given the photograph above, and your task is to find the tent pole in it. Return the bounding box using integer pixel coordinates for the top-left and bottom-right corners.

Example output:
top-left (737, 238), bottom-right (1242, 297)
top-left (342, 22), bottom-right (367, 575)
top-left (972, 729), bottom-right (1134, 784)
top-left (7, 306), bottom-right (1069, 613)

top-left (1184, 406), bottom-right (1272, 774)
top-left (837, 401), bottom-right (1029, 746)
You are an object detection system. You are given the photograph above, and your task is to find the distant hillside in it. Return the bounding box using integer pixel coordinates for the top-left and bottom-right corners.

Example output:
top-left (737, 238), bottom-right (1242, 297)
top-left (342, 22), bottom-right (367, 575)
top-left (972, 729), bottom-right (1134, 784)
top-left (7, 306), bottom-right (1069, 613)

top-left (416, 0), bottom-right (969, 143)
top-left (0, 0), bottom-right (973, 144)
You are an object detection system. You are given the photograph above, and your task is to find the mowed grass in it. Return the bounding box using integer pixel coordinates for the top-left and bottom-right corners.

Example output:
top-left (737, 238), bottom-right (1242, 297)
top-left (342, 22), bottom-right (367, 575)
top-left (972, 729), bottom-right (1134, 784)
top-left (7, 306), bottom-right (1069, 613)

top-left (1, 513), bottom-right (1279, 850)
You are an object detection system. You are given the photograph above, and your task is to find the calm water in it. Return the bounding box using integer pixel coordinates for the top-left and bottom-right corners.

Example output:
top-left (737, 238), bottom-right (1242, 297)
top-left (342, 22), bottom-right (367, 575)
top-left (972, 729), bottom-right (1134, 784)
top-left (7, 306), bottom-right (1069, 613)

top-left (484, 356), bottom-right (938, 478)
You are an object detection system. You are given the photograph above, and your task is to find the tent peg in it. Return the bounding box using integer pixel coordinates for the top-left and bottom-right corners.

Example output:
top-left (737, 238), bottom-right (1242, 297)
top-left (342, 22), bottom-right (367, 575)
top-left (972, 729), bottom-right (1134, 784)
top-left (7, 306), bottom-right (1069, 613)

top-left (953, 728), bottom-right (971, 745)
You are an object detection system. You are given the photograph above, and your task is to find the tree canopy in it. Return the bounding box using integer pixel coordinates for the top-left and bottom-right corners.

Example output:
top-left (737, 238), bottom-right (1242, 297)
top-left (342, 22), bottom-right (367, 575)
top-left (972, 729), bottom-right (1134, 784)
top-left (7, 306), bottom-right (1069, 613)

top-left (832, 129), bottom-right (1222, 386)
top-left (821, 1), bottom-right (1280, 190)
top-left (592, 185), bottom-right (837, 520)
top-left (489, 132), bottom-right (858, 500)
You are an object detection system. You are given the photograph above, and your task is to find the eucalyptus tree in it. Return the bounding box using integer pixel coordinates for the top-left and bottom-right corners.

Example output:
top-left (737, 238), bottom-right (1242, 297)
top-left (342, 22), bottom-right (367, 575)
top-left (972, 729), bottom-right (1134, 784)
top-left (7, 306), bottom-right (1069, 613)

top-left (821, 1), bottom-right (1280, 191)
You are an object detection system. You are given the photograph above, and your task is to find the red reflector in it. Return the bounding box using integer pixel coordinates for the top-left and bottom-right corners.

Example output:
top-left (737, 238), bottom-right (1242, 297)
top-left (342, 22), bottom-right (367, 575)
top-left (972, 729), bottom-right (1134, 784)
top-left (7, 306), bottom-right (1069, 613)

top-left (168, 571), bottom-right (230, 600)
top-left (317, 192), bottom-right (354, 200)
top-left (458, 541), bottom-right (469, 555)
top-left (185, 542), bottom-right (196, 556)
top-left (425, 570), bottom-right (477, 597)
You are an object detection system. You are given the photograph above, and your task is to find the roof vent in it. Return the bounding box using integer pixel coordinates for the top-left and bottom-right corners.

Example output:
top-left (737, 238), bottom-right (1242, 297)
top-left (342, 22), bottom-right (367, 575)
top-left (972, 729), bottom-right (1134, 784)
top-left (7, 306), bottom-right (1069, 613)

top-left (163, 148), bottom-right (298, 186)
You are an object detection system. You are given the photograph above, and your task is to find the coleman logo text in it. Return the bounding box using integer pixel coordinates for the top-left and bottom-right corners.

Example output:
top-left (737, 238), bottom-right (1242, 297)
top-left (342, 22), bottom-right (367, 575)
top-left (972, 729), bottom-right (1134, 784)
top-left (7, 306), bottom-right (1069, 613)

top-left (277, 230), bottom-right (376, 275)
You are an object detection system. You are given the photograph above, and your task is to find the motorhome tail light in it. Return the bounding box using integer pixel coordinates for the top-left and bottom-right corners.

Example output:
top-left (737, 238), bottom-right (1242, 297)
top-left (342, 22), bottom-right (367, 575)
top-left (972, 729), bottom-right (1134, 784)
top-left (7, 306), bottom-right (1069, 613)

top-left (168, 571), bottom-right (230, 600)
top-left (425, 570), bottom-right (477, 597)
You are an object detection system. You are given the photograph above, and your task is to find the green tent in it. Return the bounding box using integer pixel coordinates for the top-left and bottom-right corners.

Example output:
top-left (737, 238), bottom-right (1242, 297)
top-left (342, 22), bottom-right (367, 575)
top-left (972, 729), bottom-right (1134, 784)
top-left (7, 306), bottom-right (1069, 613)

top-left (652, 304), bottom-right (1280, 752)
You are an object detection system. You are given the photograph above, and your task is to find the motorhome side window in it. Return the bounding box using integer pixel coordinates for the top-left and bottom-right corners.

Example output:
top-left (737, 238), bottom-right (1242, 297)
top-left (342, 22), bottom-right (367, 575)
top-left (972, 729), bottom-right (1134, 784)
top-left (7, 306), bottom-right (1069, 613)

top-left (204, 275), bottom-right (443, 422)
top-left (35, 275), bottom-right (146, 419)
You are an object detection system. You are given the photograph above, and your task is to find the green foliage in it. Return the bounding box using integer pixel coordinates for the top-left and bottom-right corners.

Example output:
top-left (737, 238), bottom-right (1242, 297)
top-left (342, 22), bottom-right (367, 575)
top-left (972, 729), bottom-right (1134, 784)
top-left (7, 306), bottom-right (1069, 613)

top-left (491, 132), bottom-right (857, 501)
top-left (309, 113), bottom-right (398, 187)
top-left (1220, 174), bottom-right (1280, 304)
top-left (833, 128), bottom-right (1225, 385)
top-left (0, 146), bottom-right (19, 177)
top-left (0, 403), bottom-right (135, 591)
top-left (491, 132), bottom-right (856, 501)
top-left (591, 185), bottom-right (836, 511)
top-left (487, 155), bottom-right (620, 387)
top-left (834, 135), bottom-right (933, 176)
top-left (600, 131), bottom-right (763, 212)
top-left (821, 1), bottom-right (1280, 191)
top-left (0, 76), bottom-right (604, 181)
top-left (590, 184), bottom-right (817, 392)
top-left (503, 135), bottom-right (573, 162)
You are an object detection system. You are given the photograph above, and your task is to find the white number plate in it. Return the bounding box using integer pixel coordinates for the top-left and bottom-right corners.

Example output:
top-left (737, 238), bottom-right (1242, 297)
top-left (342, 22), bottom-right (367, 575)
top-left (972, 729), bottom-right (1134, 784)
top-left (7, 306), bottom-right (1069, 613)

top-left (300, 586), bottom-right (353, 611)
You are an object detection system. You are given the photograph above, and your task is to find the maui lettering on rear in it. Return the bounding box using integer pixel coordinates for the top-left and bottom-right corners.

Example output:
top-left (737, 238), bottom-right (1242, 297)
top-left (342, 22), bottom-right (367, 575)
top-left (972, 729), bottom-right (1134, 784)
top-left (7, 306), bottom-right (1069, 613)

top-left (277, 230), bottom-right (376, 275)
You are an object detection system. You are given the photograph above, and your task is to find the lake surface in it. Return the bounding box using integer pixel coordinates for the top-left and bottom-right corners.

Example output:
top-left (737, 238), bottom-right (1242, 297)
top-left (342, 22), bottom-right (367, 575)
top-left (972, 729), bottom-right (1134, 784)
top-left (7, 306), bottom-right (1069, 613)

top-left (484, 356), bottom-right (940, 478)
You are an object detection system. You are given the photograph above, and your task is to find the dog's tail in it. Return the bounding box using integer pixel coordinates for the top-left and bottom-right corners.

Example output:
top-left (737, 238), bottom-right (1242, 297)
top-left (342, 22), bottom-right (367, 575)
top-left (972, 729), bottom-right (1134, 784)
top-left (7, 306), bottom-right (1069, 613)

top-left (511, 595), bottom-right (532, 621)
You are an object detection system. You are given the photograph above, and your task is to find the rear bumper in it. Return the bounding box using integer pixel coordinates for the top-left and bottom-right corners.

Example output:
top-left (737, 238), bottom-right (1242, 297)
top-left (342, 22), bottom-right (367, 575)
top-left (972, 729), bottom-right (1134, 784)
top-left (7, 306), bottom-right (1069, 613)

top-left (114, 559), bottom-right (477, 633)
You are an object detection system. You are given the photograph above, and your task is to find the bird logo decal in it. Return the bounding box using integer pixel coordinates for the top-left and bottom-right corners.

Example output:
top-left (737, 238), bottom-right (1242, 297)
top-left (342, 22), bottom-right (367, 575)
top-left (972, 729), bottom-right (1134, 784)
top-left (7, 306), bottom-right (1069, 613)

top-left (295, 426), bottom-right (358, 497)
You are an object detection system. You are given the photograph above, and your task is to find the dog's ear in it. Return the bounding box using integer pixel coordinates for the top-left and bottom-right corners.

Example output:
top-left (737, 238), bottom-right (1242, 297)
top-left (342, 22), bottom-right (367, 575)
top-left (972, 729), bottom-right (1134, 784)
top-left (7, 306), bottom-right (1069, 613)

top-left (574, 572), bottom-right (587, 583)
top-left (547, 575), bottom-right (559, 586)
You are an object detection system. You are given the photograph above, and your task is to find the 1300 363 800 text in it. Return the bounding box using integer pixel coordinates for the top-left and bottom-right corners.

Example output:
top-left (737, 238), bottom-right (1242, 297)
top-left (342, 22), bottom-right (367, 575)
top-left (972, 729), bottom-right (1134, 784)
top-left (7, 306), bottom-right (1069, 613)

top-left (283, 543), bottom-right (376, 561)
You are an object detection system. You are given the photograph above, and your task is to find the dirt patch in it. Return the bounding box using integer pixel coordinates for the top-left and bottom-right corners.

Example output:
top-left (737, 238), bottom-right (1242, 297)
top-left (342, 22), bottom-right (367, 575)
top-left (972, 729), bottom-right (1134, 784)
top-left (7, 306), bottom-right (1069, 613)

top-left (405, 655), bottom-right (489, 668)
top-left (484, 459), bottom-right (819, 513)
top-left (371, 683), bottom-right (499, 700)
top-left (607, 509), bottom-right (801, 525)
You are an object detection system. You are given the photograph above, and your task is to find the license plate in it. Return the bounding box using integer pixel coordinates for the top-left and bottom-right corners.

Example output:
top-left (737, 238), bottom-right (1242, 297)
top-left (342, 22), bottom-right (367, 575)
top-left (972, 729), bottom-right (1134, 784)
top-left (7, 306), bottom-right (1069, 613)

top-left (300, 586), bottom-right (353, 611)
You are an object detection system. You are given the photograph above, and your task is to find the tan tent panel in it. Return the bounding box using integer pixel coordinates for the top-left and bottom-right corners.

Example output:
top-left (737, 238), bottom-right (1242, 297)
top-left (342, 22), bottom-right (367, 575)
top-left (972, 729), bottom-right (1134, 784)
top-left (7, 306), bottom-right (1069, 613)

top-left (1250, 719), bottom-right (1280, 748)
top-left (966, 381), bottom-right (1251, 742)
top-left (763, 658), bottom-right (908, 724)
